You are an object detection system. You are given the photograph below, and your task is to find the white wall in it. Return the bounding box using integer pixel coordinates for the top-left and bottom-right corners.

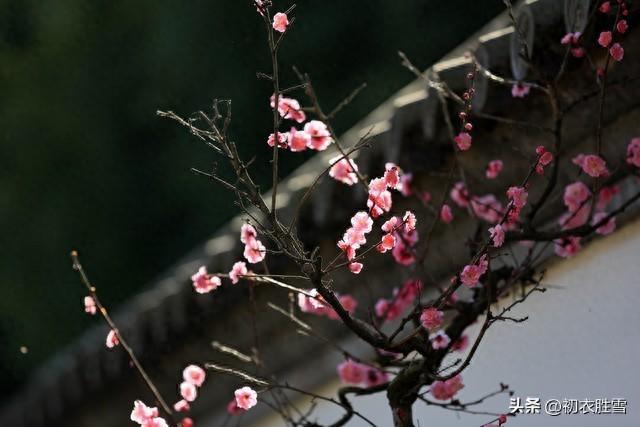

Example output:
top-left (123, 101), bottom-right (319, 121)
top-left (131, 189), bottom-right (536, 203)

top-left (258, 218), bottom-right (640, 426)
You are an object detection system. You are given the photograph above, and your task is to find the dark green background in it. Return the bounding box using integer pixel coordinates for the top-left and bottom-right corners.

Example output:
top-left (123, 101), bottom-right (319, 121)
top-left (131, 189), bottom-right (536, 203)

top-left (0, 0), bottom-right (502, 399)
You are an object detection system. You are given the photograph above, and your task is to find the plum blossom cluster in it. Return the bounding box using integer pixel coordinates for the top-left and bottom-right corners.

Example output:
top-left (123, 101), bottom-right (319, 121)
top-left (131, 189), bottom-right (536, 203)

top-left (596, 0), bottom-right (630, 63)
top-left (430, 375), bottom-right (465, 401)
top-left (268, 93), bottom-right (335, 152)
top-left (130, 400), bottom-right (169, 427)
top-left (375, 279), bottom-right (422, 321)
top-left (336, 163), bottom-right (417, 273)
top-left (460, 255), bottom-right (488, 288)
top-left (241, 223), bottom-right (266, 264)
top-left (562, 1), bottom-right (630, 66)
top-left (379, 211), bottom-right (418, 265)
top-left (174, 365), bottom-right (206, 413)
top-left (337, 359), bottom-right (389, 388)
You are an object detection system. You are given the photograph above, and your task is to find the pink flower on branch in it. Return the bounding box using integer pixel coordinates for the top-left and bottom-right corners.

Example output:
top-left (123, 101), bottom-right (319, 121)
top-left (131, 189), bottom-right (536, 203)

top-left (191, 266), bottom-right (222, 294)
top-left (430, 330), bottom-right (451, 350)
top-left (460, 255), bottom-right (488, 288)
top-left (431, 375), bottom-right (464, 401)
top-left (440, 204), bottom-right (453, 224)
top-left (485, 160), bottom-right (503, 179)
top-left (183, 364), bottom-right (206, 387)
top-left (563, 181), bottom-right (591, 212)
top-left (235, 386), bottom-right (258, 410)
top-left (489, 224), bottom-right (505, 247)
top-left (329, 156), bottom-right (359, 185)
top-left (337, 359), bottom-right (367, 385)
top-left (272, 12), bottom-right (289, 33)
top-left (609, 43), bottom-right (624, 62)
top-left (106, 329), bottom-right (120, 348)
top-left (270, 95), bottom-right (305, 123)
top-left (287, 127), bottom-right (310, 151)
top-left (304, 120), bottom-right (333, 150)
top-left (180, 381), bottom-right (197, 402)
top-left (229, 261), bottom-right (248, 284)
top-left (592, 212), bottom-right (616, 235)
top-left (454, 132), bottom-right (472, 151)
top-left (511, 83), bottom-right (530, 98)
top-left (598, 31), bottom-right (612, 47)
top-left (84, 296), bottom-right (96, 315)
top-left (420, 307), bottom-right (444, 331)
top-left (626, 137), bottom-right (640, 167)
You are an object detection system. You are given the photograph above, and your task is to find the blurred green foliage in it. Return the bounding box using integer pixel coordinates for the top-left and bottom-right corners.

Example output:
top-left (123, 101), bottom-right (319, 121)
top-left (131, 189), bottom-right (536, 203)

top-left (0, 0), bottom-right (502, 398)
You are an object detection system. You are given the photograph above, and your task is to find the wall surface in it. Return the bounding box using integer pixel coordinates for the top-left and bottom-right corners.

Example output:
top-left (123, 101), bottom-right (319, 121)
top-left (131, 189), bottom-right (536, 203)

top-left (257, 217), bottom-right (640, 426)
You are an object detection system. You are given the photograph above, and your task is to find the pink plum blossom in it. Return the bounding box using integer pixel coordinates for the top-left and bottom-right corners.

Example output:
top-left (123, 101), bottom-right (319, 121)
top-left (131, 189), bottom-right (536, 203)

top-left (106, 329), bottom-right (119, 348)
top-left (554, 236), bottom-right (582, 258)
top-left (243, 239), bottom-right (266, 264)
top-left (430, 330), bottom-right (451, 350)
top-left (183, 365), bottom-right (206, 387)
top-left (229, 261), bottom-right (248, 284)
top-left (240, 224), bottom-right (257, 244)
top-left (270, 95), bottom-right (306, 123)
top-left (430, 375), bottom-right (464, 400)
top-left (304, 120), bottom-right (333, 150)
top-left (351, 211), bottom-right (373, 233)
top-left (298, 289), bottom-right (326, 314)
top-left (173, 399), bottom-right (190, 412)
top-left (191, 266), bottom-right (222, 294)
top-left (511, 83), bottom-right (530, 98)
top-left (235, 386), bottom-right (258, 410)
top-left (450, 182), bottom-right (470, 207)
top-left (349, 262), bottom-right (363, 274)
top-left (403, 211), bottom-right (417, 232)
top-left (627, 137), bottom-right (640, 167)
top-left (377, 233), bottom-right (396, 253)
top-left (272, 12), bottom-right (289, 33)
top-left (337, 359), bottom-right (367, 385)
top-left (440, 204), bottom-right (453, 223)
top-left (84, 296), bottom-right (96, 315)
top-left (599, 1), bottom-right (611, 13)
top-left (420, 307), bottom-right (444, 331)
top-left (489, 224), bottom-right (505, 247)
top-left (617, 20), bottom-right (628, 34)
top-left (574, 154), bottom-right (608, 177)
top-left (329, 156), bottom-right (359, 185)
top-left (563, 182), bottom-right (591, 212)
top-left (454, 132), bottom-right (472, 151)
top-left (598, 31), bottom-right (612, 47)
top-left (592, 212), bottom-right (616, 235)
top-left (267, 132), bottom-right (288, 148)
top-left (485, 160), bottom-right (503, 179)
top-left (561, 32), bottom-right (581, 45)
top-left (535, 145), bottom-right (553, 174)
top-left (384, 162), bottom-right (401, 190)
top-left (180, 381), bottom-right (197, 402)
top-left (131, 400), bottom-right (166, 426)
top-left (460, 255), bottom-right (488, 288)
top-left (287, 127), bottom-right (310, 151)
top-left (609, 43), bottom-right (624, 62)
